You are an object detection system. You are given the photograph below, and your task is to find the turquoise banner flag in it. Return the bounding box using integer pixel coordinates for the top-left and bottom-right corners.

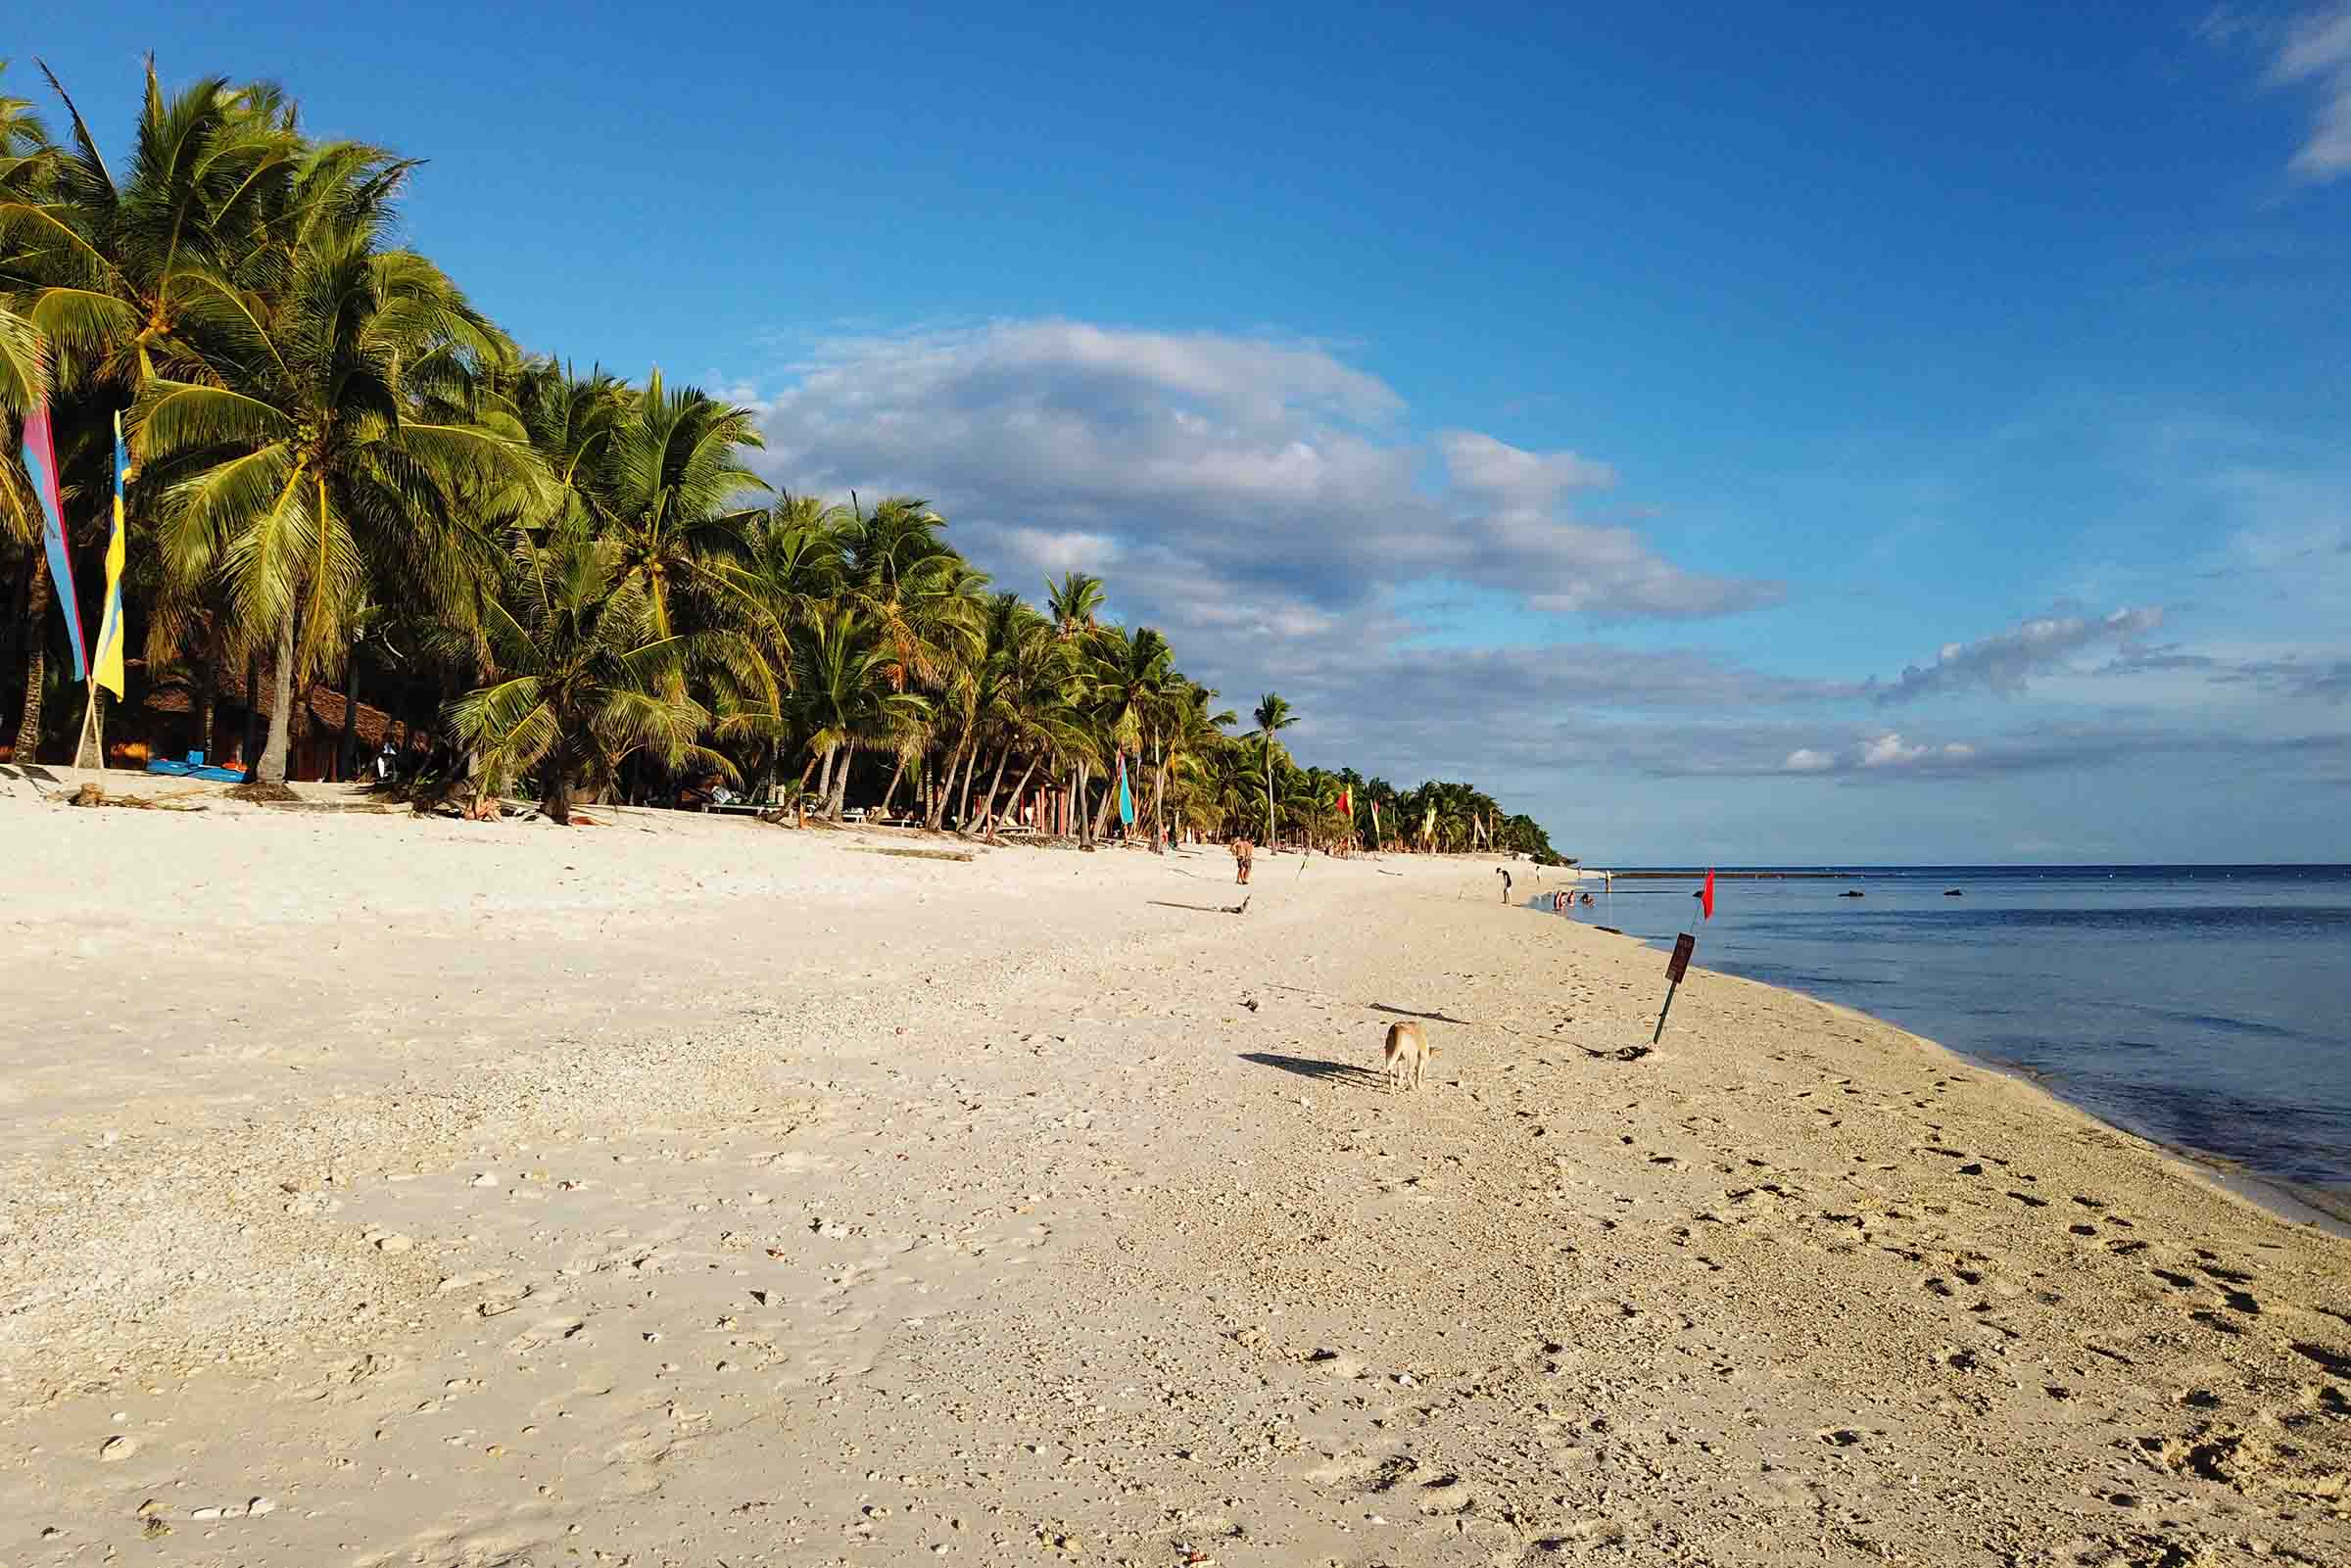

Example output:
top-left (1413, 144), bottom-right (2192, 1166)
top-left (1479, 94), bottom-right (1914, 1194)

top-left (1117, 753), bottom-right (1134, 827)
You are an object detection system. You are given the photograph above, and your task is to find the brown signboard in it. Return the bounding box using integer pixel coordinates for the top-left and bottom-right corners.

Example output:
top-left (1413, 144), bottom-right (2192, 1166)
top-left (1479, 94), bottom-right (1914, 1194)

top-left (1666, 931), bottom-right (1696, 984)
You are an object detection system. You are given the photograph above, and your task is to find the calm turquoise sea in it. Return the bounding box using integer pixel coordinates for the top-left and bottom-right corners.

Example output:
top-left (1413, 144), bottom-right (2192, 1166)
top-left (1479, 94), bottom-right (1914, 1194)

top-left (1536, 866), bottom-right (2351, 1192)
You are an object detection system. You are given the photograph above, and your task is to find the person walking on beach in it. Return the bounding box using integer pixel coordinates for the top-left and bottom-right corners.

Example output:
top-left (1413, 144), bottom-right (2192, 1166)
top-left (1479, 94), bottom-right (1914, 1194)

top-left (1498, 867), bottom-right (1512, 903)
top-left (1232, 835), bottom-right (1255, 885)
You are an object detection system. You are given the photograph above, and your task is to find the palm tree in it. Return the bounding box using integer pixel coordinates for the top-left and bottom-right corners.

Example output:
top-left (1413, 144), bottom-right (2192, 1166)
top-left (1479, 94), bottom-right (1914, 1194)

top-left (489, 357), bottom-right (631, 540)
top-left (138, 187), bottom-right (541, 783)
top-left (1081, 624), bottom-right (1172, 838)
top-left (5, 61), bottom-right (305, 757)
top-left (966, 601), bottom-right (1083, 837)
top-left (601, 371), bottom-right (767, 642)
top-left (1155, 678), bottom-right (1232, 844)
top-left (840, 497), bottom-right (981, 687)
top-left (1251, 691), bottom-right (1297, 846)
top-left (0, 58), bottom-right (1572, 862)
top-left (1045, 570), bottom-right (1104, 640)
top-left (448, 530), bottom-right (718, 824)
top-left (1041, 570), bottom-right (1111, 834)
top-left (791, 608), bottom-right (929, 821)
top-left (0, 62), bottom-right (54, 417)
top-left (7, 62), bottom-right (304, 400)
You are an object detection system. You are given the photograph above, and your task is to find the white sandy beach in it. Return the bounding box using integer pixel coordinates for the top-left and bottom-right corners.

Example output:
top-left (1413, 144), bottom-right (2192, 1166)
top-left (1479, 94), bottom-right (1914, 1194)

top-left (2, 779), bottom-right (2346, 1566)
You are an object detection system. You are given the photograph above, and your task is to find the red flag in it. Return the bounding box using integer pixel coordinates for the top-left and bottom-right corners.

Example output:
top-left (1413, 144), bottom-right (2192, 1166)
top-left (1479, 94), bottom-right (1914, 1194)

top-left (1338, 786), bottom-right (1351, 816)
top-left (1701, 868), bottom-right (1716, 921)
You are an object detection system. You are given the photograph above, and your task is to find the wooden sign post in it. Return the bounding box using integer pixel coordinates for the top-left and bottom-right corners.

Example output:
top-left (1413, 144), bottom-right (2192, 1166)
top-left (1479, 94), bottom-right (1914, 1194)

top-left (1653, 931), bottom-right (1697, 1044)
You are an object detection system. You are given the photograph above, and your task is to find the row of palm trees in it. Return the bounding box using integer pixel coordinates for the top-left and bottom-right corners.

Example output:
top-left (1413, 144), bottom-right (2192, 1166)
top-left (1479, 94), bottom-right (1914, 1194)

top-left (0, 60), bottom-right (1561, 862)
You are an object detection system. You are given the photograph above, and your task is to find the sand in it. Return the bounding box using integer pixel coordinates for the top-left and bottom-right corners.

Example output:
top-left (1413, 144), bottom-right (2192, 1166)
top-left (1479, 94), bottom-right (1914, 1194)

top-left (1, 775), bottom-right (2346, 1566)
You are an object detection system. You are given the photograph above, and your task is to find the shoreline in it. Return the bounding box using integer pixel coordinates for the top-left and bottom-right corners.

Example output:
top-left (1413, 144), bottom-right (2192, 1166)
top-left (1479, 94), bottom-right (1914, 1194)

top-left (6, 797), bottom-right (2349, 1563)
top-left (1515, 891), bottom-right (2351, 1239)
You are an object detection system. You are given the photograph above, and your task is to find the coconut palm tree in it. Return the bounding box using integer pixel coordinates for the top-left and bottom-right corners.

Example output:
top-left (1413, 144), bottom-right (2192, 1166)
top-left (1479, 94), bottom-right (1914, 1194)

top-left (0, 62), bottom-right (53, 417)
top-left (791, 607), bottom-right (930, 821)
top-left (1250, 690), bottom-right (1297, 846)
top-left (0, 57), bottom-right (1571, 861)
top-left (1078, 624), bottom-right (1161, 837)
top-left (6, 62), bottom-right (305, 401)
top-left (600, 369), bottom-right (767, 646)
top-left (4, 61), bottom-right (306, 755)
top-left (1045, 570), bottom-right (1104, 641)
top-left (488, 357), bottom-right (630, 540)
top-left (137, 193), bottom-right (541, 783)
top-left (839, 495), bottom-right (984, 689)
top-left (969, 601), bottom-right (1084, 837)
top-left (1157, 678), bottom-right (1234, 842)
top-left (448, 529), bottom-right (719, 824)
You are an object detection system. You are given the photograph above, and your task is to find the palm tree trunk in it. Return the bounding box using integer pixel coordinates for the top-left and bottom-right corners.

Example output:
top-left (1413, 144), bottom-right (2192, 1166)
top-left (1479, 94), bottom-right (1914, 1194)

top-left (1151, 736), bottom-right (1167, 845)
top-left (193, 617), bottom-right (221, 759)
top-left (1090, 757), bottom-right (1119, 839)
top-left (540, 757), bottom-right (572, 825)
top-left (12, 555), bottom-right (50, 762)
top-left (241, 647), bottom-right (262, 771)
top-left (338, 645), bottom-right (360, 782)
top-left (997, 754), bottom-right (1039, 835)
top-left (974, 746), bottom-right (1012, 834)
top-left (926, 736), bottom-right (965, 830)
top-left (1265, 751), bottom-right (1275, 848)
top-left (880, 752), bottom-right (908, 815)
top-left (256, 611), bottom-right (298, 784)
top-left (954, 740), bottom-right (984, 827)
top-left (828, 747), bottom-right (850, 821)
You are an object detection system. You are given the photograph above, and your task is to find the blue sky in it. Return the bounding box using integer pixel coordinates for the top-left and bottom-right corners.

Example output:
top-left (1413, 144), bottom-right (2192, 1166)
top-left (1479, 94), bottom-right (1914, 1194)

top-left (23, 3), bottom-right (2351, 860)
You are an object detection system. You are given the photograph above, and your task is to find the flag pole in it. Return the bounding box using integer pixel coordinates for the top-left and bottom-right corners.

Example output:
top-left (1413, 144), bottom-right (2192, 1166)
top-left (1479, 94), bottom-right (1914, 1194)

top-left (1652, 973), bottom-right (1680, 1044)
top-left (72, 686), bottom-right (103, 770)
top-left (76, 408), bottom-right (131, 774)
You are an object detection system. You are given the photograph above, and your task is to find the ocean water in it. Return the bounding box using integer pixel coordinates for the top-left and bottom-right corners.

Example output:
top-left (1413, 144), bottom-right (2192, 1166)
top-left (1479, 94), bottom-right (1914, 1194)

top-left (1534, 867), bottom-right (2351, 1192)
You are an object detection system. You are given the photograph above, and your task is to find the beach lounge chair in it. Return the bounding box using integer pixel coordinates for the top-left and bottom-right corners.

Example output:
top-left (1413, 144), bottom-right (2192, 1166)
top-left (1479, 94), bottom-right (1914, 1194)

top-left (708, 784), bottom-right (786, 817)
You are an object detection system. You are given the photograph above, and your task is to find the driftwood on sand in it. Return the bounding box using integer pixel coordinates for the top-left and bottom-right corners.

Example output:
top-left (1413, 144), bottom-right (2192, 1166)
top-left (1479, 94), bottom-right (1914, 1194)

top-left (64, 783), bottom-right (208, 812)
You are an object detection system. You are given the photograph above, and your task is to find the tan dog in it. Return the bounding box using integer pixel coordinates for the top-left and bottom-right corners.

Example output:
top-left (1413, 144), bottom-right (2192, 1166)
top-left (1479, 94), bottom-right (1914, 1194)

top-left (1380, 1021), bottom-right (1436, 1091)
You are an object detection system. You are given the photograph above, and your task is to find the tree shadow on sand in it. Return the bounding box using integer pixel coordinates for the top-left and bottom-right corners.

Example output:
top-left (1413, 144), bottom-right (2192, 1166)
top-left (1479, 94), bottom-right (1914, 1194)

top-left (1239, 1051), bottom-right (1386, 1089)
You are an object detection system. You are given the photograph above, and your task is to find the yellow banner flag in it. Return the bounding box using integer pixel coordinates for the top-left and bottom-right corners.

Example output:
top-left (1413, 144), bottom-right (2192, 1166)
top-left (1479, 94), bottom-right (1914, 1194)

top-left (92, 410), bottom-right (129, 698)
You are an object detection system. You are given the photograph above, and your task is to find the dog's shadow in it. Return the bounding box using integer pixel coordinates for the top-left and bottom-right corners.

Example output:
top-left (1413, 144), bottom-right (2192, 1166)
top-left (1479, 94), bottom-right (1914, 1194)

top-left (1239, 1051), bottom-right (1386, 1089)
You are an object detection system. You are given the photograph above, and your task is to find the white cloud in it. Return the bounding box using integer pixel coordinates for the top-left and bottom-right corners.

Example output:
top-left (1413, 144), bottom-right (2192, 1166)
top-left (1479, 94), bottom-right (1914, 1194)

top-left (2216, 2), bottom-right (2351, 179)
top-left (2269, 3), bottom-right (2351, 180)
top-left (1438, 430), bottom-right (1617, 501)
top-left (1766, 733), bottom-right (1984, 776)
top-left (1859, 733), bottom-right (1928, 768)
top-left (753, 319), bottom-right (1782, 634)
top-left (1873, 605), bottom-right (2166, 704)
top-left (995, 526), bottom-right (1121, 573)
